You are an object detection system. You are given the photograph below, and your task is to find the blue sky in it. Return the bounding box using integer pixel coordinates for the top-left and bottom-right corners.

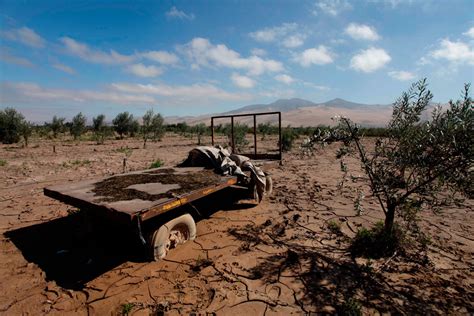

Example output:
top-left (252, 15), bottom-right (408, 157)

top-left (1, 0), bottom-right (473, 122)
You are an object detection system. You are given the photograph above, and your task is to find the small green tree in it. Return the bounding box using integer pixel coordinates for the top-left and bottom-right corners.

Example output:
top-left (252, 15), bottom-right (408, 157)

top-left (338, 79), bottom-right (473, 239)
top-left (92, 114), bottom-right (108, 144)
top-left (141, 109), bottom-right (154, 148)
top-left (224, 123), bottom-right (249, 152)
top-left (19, 121), bottom-right (33, 147)
top-left (151, 112), bottom-right (165, 141)
top-left (0, 108), bottom-right (26, 144)
top-left (281, 127), bottom-right (296, 152)
top-left (113, 112), bottom-right (134, 139)
top-left (258, 122), bottom-right (272, 140)
top-left (194, 123), bottom-right (207, 145)
top-left (70, 112), bottom-right (87, 140)
top-left (50, 115), bottom-right (65, 138)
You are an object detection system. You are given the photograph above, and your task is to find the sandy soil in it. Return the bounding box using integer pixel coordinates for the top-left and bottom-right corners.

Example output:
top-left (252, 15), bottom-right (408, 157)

top-left (0, 133), bottom-right (472, 315)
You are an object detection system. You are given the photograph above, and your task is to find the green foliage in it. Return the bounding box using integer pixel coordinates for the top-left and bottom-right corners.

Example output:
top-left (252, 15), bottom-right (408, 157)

top-left (142, 109), bottom-right (165, 147)
top-left (114, 146), bottom-right (133, 156)
top-left (120, 303), bottom-right (134, 315)
top-left (337, 79), bottom-right (473, 243)
top-left (70, 112), bottom-right (87, 140)
top-left (92, 114), bottom-right (109, 144)
top-left (338, 297), bottom-right (362, 316)
top-left (350, 221), bottom-right (404, 258)
top-left (0, 159), bottom-right (7, 167)
top-left (50, 115), bottom-right (65, 138)
top-left (0, 107), bottom-right (27, 144)
top-left (19, 121), bottom-right (33, 147)
top-left (257, 122), bottom-right (272, 140)
top-left (151, 112), bottom-right (165, 141)
top-left (327, 220), bottom-right (341, 235)
top-left (150, 158), bottom-right (164, 168)
top-left (112, 112), bottom-right (135, 139)
top-left (224, 123), bottom-right (249, 152)
top-left (193, 123), bottom-right (208, 145)
top-left (281, 127), bottom-right (296, 152)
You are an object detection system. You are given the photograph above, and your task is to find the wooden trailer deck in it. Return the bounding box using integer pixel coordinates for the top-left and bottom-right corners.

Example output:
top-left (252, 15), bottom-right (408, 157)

top-left (44, 167), bottom-right (238, 222)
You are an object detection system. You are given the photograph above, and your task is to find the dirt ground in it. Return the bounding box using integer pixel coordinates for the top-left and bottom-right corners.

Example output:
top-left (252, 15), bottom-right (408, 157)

top-left (0, 133), bottom-right (472, 315)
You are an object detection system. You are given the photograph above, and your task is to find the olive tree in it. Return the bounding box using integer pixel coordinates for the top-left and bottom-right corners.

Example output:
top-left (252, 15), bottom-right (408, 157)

top-left (50, 115), bottom-right (65, 138)
top-left (70, 112), bottom-right (87, 140)
top-left (338, 79), bottom-right (472, 237)
top-left (0, 108), bottom-right (26, 144)
top-left (92, 114), bottom-right (109, 144)
top-left (112, 112), bottom-right (134, 139)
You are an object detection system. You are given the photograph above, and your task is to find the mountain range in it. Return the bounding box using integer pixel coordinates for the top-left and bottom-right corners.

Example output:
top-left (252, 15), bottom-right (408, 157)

top-left (165, 98), bottom-right (393, 127)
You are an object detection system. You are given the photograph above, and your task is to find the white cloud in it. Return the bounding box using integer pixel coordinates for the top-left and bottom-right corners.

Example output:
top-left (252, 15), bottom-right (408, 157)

top-left (274, 74), bottom-right (295, 84)
top-left (2, 27), bottom-right (45, 48)
top-left (388, 70), bottom-right (416, 81)
top-left (231, 73), bottom-right (255, 89)
top-left (464, 27), bottom-right (474, 39)
top-left (282, 34), bottom-right (306, 48)
top-left (249, 23), bottom-right (297, 42)
top-left (313, 0), bottom-right (352, 16)
top-left (166, 6), bottom-right (195, 20)
top-left (111, 82), bottom-right (251, 102)
top-left (345, 23), bottom-right (380, 41)
top-left (1, 82), bottom-right (154, 104)
top-left (302, 82), bottom-right (331, 91)
top-left (126, 63), bottom-right (163, 77)
top-left (251, 48), bottom-right (267, 56)
top-left (140, 51), bottom-right (179, 65)
top-left (294, 45), bottom-right (334, 67)
top-left (249, 23), bottom-right (306, 48)
top-left (182, 37), bottom-right (283, 75)
top-left (53, 63), bottom-right (76, 74)
top-left (430, 39), bottom-right (474, 65)
top-left (0, 51), bottom-right (33, 67)
top-left (60, 37), bottom-right (134, 64)
top-left (350, 47), bottom-right (391, 72)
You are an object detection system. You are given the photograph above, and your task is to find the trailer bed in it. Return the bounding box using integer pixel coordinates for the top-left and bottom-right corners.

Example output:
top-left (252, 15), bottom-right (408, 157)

top-left (44, 167), bottom-right (237, 222)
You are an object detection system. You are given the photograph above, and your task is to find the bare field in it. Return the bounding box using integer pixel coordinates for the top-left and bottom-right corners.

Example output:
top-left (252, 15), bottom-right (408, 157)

top-left (0, 134), bottom-right (472, 315)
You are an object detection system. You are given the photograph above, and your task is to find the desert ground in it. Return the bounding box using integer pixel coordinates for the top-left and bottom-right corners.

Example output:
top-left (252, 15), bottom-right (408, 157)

top-left (0, 133), bottom-right (472, 315)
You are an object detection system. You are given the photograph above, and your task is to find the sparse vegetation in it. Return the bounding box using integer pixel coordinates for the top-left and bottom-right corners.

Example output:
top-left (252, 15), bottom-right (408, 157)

top-left (0, 159), bottom-right (7, 167)
top-left (0, 107), bottom-right (29, 144)
top-left (113, 112), bottom-right (135, 139)
top-left (224, 123), bottom-right (249, 152)
top-left (281, 127), bottom-right (296, 151)
top-left (350, 221), bottom-right (404, 258)
top-left (327, 220), bottom-right (341, 234)
top-left (50, 115), bottom-right (65, 138)
top-left (92, 114), bottom-right (109, 144)
top-left (120, 302), bottom-right (134, 315)
top-left (70, 112), bottom-right (87, 140)
top-left (150, 158), bottom-right (164, 168)
top-left (193, 123), bottom-right (208, 145)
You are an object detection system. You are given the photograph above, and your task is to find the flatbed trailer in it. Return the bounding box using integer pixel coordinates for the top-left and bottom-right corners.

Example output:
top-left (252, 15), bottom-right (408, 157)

top-left (44, 112), bottom-right (281, 260)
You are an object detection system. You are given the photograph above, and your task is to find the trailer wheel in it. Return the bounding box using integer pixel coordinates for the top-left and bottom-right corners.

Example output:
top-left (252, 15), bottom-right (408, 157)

top-left (150, 214), bottom-right (196, 260)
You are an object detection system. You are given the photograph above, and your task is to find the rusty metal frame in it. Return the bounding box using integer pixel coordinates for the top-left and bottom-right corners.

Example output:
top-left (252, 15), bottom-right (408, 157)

top-left (211, 111), bottom-right (282, 161)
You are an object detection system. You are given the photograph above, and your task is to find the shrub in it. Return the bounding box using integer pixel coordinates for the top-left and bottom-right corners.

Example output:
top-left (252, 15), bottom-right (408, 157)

top-left (281, 127), bottom-right (296, 152)
top-left (0, 108), bottom-right (27, 144)
top-left (70, 112), bottom-right (87, 140)
top-left (150, 159), bottom-right (164, 168)
top-left (327, 220), bottom-right (342, 235)
top-left (350, 221), bottom-right (404, 258)
top-left (0, 159), bottom-right (7, 166)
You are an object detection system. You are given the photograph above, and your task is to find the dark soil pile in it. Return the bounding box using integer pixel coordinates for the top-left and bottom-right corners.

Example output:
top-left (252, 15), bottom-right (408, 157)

top-left (92, 168), bottom-right (223, 202)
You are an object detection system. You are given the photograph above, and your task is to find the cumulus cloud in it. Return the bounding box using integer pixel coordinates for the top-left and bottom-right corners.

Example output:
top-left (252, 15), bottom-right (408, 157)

top-left (166, 7), bottom-right (195, 20)
top-left (111, 82), bottom-right (251, 102)
top-left (249, 23), bottom-right (297, 42)
top-left (350, 47), bottom-right (391, 72)
top-left (249, 23), bottom-right (306, 48)
top-left (126, 63), bottom-right (163, 77)
top-left (60, 37), bottom-right (134, 64)
top-left (282, 34), bottom-right (306, 48)
top-left (313, 0), bottom-right (352, 16)
top-left (464, 27), bottom-right (474, 39)
top-left (429, 39), bottom-right (474, 65)
top-left (1, 82), bottom-right (154, 104)
top-left (140, 51), bottom-right (180, 65)
top-left (388, 70), bottom-right (416, 81)
top-left (294, 45), bottom-right (334, 67)
top-left (1, 27), bottom-right (45, 48)
top-left (345, 23), bottom-right (380, 41)
top-left (274, 74), bottom-right (295, 84)
top-left (182, 37), bottom-right (283, 75)
top-left (251, 48), bottom-right (267, 56)
top-left (231, 73), bottom-right (255, 88)
top-left (52, 63), bottom-right (76, 74)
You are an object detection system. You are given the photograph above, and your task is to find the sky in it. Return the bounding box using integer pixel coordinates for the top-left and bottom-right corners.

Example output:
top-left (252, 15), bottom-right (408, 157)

top-left (0, 0), bottom-right (473, 122)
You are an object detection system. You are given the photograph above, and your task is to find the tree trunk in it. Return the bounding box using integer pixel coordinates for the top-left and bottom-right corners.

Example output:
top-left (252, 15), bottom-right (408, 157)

top-left (385, 202), bottom-right (396, 233)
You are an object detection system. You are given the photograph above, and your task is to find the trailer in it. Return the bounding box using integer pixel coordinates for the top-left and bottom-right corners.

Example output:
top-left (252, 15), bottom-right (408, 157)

top-left (43, 112), bottom-right (282, 260)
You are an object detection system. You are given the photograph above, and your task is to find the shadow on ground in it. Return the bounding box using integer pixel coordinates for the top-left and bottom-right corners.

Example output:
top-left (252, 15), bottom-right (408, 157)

top-left (5, 186), bottom-right (256, 290)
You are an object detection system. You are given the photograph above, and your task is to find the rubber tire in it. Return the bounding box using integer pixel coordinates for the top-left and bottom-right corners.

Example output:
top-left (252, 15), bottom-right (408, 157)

top-left (150, 213), bottom-right (196, 261)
